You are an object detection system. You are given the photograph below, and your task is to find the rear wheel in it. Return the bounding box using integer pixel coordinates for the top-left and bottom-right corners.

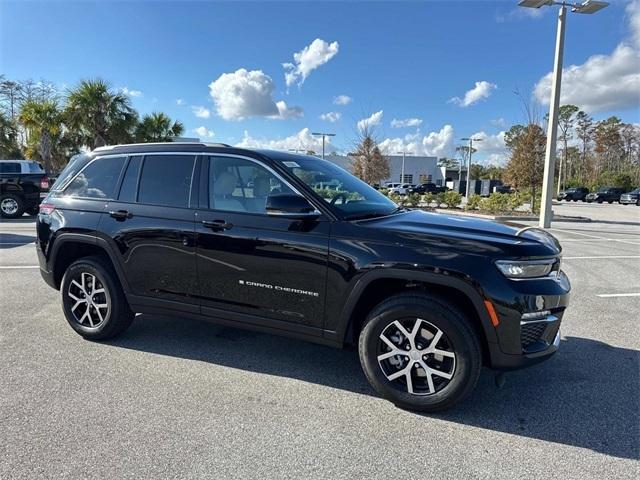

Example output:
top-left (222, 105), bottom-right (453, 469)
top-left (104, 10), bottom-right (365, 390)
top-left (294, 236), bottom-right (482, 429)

top-left (0, 193), bottom-right (25, 218)
top-left (358, 293), bottom-right (482, 412)
top-left (61, 256), bottom-right (134, 340)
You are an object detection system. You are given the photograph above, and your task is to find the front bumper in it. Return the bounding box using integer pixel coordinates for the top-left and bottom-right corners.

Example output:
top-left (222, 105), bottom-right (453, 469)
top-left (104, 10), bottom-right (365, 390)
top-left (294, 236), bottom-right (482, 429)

top-left (484, 270), bottom-right (570, 370)
top-left (619, 196), bottom-right (638, 204)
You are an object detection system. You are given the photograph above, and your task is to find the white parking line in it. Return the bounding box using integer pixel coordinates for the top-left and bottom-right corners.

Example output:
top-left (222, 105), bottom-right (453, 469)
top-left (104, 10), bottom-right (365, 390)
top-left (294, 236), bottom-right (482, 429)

top-left (563, 255), bottom-right (640, 260)
top-left (0, 242), bottom-right (35, 246)
top-left (0, 265), bottom-right (39, 269)
top-left (597, 293), bottom-right (640, 298)
top-left (553, 229), bottom-right (640, 245)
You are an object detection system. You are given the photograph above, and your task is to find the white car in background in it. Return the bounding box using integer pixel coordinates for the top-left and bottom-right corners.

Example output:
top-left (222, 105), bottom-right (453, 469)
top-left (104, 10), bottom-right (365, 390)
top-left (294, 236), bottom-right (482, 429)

top-left (387, 183), bottom-right (414, 195)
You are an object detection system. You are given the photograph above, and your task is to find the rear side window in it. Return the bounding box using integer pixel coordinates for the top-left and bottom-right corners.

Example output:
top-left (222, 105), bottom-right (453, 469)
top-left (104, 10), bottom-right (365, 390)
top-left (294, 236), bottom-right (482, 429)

top-left (138, 155), bottom-right (195, 208)
top-left (118, 156), bottom-right (142, 203)
top-left (28, 162), bottom-right (45, 173)
top-left (0, 162), bottom-right (21, 173)
top-left (64, 156), bottom-right (126, 199)
top-left (52, 154), bottom-right (91, 190)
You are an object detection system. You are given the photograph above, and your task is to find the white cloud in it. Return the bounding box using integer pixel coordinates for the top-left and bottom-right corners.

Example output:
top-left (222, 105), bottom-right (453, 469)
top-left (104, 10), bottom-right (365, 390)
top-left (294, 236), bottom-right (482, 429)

top-left (357, 110), bottom-right (384, 130)
top-left (490, 117), bottom-right (507, 128)
top-left (121, 87), bottom-right (142, 97)
top-left (176, 98), bottom-right (185, 106)
top-left (208, 68), bottom-right (303, 121)
top-left (534, 0), bottom-right (640, 113)
top-left (283, 38), bottom-right (339, 88)
top-left (391, 118), bottom-right (423, 128)
top-left (192, 105), bottom-right (211, 119)
top-left (193, 126), bottom-right (215, 139)
top-left (449, 81), bottom-right (497, 107)
top-left (378, 125), bottom-right (455, 157)
top-left (333, 95), bottom-right (352, 105)
top-left (236, 127), bottom-right (328, 152)
top-left (320, 111), bottom-right (341, 122)
top-left (496, 6), bottom-right (545, 23)
top-left (469, 131), bottom-right (508, 163)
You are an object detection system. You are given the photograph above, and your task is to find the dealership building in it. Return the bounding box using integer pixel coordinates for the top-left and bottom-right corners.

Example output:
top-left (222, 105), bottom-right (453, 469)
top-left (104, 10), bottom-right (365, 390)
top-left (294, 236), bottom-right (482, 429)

top-left (324, 154), bottom-right (445, 186)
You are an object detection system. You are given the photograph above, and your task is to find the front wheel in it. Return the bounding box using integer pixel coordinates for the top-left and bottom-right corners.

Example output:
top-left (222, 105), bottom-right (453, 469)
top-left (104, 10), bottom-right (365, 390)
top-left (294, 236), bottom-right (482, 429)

top-left (61, 256), bottom-right (134, 340)
top-left (358, 293), bottom-right (482, 412)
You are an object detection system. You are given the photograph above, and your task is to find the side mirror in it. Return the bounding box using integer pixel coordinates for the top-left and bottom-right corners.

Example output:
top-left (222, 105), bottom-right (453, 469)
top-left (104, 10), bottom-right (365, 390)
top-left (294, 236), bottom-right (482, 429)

top-left (266, 193), bottom-right (320, 220)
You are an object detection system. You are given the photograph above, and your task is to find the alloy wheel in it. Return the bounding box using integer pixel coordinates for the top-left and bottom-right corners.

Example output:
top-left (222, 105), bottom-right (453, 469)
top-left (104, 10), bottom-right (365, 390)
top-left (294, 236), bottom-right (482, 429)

top-left (67, 272), bottom-right (110, 328)
top-left (1, 198), bottom-right (18, 215)
top-left (377, 318), bottom-right (456, 395)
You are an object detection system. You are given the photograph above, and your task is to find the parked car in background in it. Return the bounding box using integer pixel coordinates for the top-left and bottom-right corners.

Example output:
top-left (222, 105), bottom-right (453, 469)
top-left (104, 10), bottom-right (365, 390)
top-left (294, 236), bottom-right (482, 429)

top-left (494, 185), bottom-right (514, 194)
top-left (388, 183), bottom-right (414, 195)
top-left (585, 187), bottom-right (625, 204)
top-left (619, 188), bottom-right (640, 205)
top-left (0, 159), bottom-right (51, 218)
top-left (409, 183), bottom-right (437, 195)
top-left (557, 187), bottom-right (589, 202)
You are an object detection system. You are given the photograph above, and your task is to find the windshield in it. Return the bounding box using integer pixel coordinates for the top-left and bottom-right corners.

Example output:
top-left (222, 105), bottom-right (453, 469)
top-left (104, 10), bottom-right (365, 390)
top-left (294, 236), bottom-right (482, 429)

top-left (280, 156), bottom-right (398, 219)
top-left (631, 188), bottom-right (640, 194)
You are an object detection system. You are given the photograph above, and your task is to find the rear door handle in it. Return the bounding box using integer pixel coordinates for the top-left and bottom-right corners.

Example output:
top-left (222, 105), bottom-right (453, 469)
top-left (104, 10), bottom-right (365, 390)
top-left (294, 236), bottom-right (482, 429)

top-left (201, 219), bottom-right (233, 231)
top-left (109, 210), bottom-right (133, 221)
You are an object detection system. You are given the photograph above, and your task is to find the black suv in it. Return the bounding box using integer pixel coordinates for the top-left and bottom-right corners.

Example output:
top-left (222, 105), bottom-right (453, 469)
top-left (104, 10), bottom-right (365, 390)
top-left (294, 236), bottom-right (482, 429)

top-left (37, 143), bottom-right (570, 412)
top-left (557, 187), bottom-right (589, 202)
top-left (585, 187), bottom-right (625, 203)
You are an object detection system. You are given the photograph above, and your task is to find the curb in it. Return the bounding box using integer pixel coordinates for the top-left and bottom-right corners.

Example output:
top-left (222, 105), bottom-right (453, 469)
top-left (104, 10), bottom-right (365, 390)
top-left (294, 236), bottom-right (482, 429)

top-left (433, 208), bottom-right (592, 223)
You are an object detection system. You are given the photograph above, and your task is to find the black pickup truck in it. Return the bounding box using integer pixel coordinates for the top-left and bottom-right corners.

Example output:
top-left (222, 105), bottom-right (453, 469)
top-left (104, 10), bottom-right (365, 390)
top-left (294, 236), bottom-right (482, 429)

top-left (0, 160), bottom-right (51, 218)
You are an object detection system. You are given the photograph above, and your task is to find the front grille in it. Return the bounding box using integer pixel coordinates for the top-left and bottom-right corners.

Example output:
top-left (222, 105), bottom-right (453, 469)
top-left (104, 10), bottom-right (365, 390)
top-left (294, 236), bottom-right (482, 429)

top-left (521, 322), bottom-right (548, 349)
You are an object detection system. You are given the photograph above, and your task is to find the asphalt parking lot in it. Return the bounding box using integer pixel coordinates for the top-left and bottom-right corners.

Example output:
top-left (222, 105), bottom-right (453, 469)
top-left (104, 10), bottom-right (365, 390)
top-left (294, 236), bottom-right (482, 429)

top-left (1, 202), bottom-right (638, 479)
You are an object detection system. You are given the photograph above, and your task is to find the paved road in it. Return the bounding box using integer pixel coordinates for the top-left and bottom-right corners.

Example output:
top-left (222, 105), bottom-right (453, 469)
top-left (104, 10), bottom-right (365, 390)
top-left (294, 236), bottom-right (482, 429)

top-left (1, 203), bottom-right (638, 479)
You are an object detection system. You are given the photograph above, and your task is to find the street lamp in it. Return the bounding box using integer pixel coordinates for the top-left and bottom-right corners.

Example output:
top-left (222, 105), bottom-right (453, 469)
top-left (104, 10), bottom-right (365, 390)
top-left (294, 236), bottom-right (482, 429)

top-left (311, 132), bottom-right (336, 159)
top-left (460, 137), bottom-right (482, 198)
top-left (396, 150), bottom-right (413, 183)
top-left (519, 0), bottom-right (608, 228)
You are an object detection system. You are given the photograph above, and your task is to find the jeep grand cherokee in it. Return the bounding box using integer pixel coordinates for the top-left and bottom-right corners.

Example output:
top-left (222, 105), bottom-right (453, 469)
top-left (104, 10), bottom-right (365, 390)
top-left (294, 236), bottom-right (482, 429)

top-left (36, 143), bottom-right (570, 412)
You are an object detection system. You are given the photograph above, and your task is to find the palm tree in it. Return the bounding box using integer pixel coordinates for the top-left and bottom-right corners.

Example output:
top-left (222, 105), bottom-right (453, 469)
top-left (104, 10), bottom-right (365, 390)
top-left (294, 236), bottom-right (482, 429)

top-left (134, 112), bottom-right (184, 143)
top-left (65, 79), bottom-right (136, 149)
top-left (18, 99), bottom-right (62, 173)
top-left (0, 111), bottom-right (22, 158)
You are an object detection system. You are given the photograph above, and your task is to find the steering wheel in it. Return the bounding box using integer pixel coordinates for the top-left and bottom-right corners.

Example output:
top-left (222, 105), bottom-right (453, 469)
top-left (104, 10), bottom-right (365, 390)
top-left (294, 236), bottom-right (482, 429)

top-left (330, 193), bottom-right (349, 205)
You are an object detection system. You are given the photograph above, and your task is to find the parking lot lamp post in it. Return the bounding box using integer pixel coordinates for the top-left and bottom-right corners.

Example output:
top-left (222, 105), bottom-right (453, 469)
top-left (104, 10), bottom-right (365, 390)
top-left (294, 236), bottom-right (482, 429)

top-left (461, 137), bottom-right (482, 198)
top-left (312, 132), bottom-right (336, 159)
top-left (396, 150), bottom-right (413, 184)
top-left (518, 0), bottom-right (609, 228)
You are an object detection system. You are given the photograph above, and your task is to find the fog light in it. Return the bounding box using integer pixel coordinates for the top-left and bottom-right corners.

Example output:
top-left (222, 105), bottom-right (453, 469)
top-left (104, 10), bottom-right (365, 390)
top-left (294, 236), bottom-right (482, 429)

top-left (521, 310), bottom-right (551, 321)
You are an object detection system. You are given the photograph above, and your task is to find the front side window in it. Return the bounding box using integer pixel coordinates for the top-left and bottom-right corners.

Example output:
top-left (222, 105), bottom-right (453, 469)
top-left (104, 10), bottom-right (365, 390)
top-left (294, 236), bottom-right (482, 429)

top-left (281, 156), bottom-right (398, 219)
top-left (138, 155), bottom-right (195, 208)
top-left (64, 156), bottom-right (126, 199)
top-left (0, 162), bottom-right (21, 174)
top-left (209, 156), bottom-right (294, 214)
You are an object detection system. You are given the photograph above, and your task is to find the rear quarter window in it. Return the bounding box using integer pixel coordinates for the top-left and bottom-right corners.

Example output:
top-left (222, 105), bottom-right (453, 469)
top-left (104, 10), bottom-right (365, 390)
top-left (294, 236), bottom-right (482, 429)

top-left (64, 156), bottom-right (127, 199)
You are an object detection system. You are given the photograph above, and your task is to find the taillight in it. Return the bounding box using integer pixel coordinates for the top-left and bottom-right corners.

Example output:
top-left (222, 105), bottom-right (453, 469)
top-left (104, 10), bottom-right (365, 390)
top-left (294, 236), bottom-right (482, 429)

top-left (39, 203), bottom-right (55, 215)
top-left (40, 176), bottom-right (50, 190)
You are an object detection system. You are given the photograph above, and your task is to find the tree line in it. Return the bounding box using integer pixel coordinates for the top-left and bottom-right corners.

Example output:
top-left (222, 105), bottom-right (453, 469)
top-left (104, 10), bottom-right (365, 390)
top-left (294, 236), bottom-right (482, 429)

top-left (0, 76), bottom-right (184, 173)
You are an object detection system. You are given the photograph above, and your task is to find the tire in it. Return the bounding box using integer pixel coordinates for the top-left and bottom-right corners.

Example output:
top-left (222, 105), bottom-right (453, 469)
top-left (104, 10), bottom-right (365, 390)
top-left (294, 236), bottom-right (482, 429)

top-left (608, 200), bottom-right (613, 204)
top-left (0, 193), bottom-right (25, 218)
top-left (358, 293), bottom-right (482, 412)
top-left (597, 199), bottom-right (603, 203)
top-left (61, 256), bottom-right (134, 340)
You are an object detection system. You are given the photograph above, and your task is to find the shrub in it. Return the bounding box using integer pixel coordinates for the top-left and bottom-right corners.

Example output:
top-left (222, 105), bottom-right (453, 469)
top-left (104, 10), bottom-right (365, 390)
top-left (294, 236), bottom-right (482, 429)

top-left (441, 191), bottom-right (462, 208)
top-left (389, 193), bottom-right (403, 205)
top-left (422, 192), bottom-right (434, 206)
top-left (406, 192), bottom-right (421, 207)
top-left (465, 194), bottom-right (482, 210)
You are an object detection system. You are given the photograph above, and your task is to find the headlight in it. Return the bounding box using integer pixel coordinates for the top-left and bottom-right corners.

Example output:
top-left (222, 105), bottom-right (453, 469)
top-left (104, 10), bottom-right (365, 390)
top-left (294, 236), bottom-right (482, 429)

top-left (495, 259), bottom-right (556, 279)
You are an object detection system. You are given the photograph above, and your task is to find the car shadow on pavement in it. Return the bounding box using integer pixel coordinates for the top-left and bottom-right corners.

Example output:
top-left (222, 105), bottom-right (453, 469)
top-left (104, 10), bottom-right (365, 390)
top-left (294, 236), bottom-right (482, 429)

top-left (110, 314), bottom-right (639, 460)
top-left (0, 233), bottom-right (36, 248)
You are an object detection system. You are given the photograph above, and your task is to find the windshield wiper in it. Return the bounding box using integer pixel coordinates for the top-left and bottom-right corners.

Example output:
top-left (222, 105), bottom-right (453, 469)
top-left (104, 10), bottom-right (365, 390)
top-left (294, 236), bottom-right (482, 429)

top-left (344, 206), bottom-right (405, 221)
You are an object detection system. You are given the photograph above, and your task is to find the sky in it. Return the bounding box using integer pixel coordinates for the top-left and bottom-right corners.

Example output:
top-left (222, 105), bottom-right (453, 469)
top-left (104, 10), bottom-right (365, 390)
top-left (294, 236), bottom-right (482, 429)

top-left (1, 0), bottom-right (639, 163)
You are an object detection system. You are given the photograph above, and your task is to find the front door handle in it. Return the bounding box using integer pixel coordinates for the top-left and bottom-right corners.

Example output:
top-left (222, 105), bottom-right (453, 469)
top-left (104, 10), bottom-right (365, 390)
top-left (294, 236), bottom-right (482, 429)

top-left (202, 219), bottom-right (233, 231)
top-left (109, 210), bottom-right (133, 221)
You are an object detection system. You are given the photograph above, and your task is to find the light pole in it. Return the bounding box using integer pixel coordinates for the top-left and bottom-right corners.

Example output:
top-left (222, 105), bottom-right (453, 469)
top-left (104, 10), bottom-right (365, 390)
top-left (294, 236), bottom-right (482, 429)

top-left (311, 132), bottom-right (336, 159)
top-left (460, 137), bottom-right (482, 198)
top-left (396, 150), bottom-right (413, 184)
top-left (519, 0), bottom-right (609, 228)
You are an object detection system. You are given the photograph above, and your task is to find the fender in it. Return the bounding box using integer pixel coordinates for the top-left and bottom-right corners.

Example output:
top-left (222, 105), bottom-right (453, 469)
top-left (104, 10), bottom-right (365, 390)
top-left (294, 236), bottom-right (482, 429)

top-left (50, 232), bottom-right (132, 293)
top-left (328, 268), bottom-right (498, 345)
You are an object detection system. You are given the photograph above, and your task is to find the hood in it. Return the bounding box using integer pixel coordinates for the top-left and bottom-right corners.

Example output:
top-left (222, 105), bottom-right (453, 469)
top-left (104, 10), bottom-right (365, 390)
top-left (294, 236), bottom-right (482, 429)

top-left (358, 209), bottom-right (561, 257)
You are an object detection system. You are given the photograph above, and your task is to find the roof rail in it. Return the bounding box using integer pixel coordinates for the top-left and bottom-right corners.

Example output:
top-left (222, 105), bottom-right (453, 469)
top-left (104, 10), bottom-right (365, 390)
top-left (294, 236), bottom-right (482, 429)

top-left (92, 141), bottom-right (232, 152)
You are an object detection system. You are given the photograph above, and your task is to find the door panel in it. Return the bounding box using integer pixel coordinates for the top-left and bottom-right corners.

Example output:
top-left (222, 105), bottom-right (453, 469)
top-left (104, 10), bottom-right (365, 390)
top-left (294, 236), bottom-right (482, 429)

top-left (195, 155), bottom-right (329, 329)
